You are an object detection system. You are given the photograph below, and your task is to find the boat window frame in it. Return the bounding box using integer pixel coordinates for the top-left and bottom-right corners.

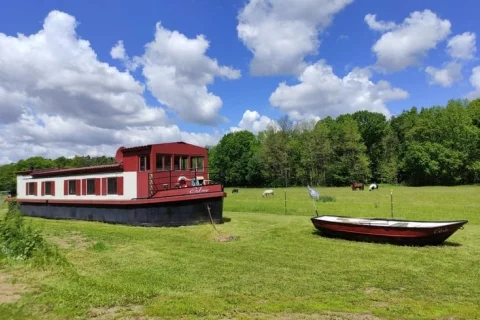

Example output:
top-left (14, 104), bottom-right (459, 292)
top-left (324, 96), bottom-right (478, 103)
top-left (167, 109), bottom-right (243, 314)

top-left (28, 182), bottom-right (35, 195)
top-left (68, 180), bottom-right (76, 195)
top-left (86, 179), bottom-right (95, 195)
top-left (44, 181), bottom-right (52, 195)
top-left (107, 177), bottom-right (117, 195)
top-left (139, 155), bottom-right (150, 172)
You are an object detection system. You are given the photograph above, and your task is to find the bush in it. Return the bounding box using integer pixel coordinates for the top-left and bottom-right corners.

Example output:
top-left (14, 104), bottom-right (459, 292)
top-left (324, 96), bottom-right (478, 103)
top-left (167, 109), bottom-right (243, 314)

top-left (318, 195), bottom-right (336, 202)
top-left (0, 202), bottom-right (67, 266)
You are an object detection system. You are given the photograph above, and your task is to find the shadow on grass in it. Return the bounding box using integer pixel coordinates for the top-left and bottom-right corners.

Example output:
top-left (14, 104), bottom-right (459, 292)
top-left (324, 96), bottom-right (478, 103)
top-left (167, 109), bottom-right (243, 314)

top-left (222, 216), bottom-right (232, 223)
top-left (310, 230), bottom-right (463, 247)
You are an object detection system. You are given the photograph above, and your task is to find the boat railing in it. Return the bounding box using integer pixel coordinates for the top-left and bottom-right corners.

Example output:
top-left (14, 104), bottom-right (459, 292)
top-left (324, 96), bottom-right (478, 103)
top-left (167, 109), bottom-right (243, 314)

top-left (147, 167), bottom-right (222, 196)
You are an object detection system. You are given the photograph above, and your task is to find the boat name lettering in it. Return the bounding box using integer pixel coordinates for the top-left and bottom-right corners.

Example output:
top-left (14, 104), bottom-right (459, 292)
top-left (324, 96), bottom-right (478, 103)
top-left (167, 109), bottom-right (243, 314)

top-left (189, 187), bottom-right (210, 194)
top-left (433, 227), bottom-right (449, 234)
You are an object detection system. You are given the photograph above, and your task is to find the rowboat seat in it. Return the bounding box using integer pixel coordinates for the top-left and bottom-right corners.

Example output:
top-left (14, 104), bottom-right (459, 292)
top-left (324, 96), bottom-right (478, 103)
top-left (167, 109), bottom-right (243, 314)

top-left (391, 222), bottom-right (409, 227)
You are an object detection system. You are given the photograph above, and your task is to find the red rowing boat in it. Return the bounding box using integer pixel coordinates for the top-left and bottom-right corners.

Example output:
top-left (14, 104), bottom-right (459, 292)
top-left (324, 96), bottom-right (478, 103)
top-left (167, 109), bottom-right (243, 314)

top-left (311, 215), bottom-right (468, 246)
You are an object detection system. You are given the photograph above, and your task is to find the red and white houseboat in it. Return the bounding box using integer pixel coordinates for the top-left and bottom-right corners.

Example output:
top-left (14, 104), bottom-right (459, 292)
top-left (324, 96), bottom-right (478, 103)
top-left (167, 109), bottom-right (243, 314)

top-left (15, 142), bottom-right (226, 227)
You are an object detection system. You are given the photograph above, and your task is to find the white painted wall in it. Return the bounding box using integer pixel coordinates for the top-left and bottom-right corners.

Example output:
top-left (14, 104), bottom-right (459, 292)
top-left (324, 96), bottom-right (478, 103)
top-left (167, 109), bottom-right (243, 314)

top-left (17, 172), bottom-right (137, 200)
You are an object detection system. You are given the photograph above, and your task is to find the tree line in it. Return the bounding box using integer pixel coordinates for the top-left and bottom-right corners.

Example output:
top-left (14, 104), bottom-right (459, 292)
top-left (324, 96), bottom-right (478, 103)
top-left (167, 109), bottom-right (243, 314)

top-left (1, 98), bottom-right (479, 191)
top-left (209, 99), bottom-right (480, 187)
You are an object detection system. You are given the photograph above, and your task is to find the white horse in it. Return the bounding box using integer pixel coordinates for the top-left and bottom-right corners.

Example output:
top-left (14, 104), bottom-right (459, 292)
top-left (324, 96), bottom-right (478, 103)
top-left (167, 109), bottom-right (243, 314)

top-left (369, 183), bottom-right (379, 191)
top-left (262, 189), bottom-right (274, 197)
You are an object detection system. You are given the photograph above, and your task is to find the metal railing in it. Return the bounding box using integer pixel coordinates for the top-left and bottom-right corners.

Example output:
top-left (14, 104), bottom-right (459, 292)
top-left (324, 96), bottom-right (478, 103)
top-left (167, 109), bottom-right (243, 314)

top-left (147, 167), bottom-right (219, 197)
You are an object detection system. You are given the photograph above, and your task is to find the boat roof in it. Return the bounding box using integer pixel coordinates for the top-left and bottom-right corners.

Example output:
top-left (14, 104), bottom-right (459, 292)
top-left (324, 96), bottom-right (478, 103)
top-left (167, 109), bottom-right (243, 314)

top-left (16, 163), bottom-right (123, 178)
top-left (121, 141), bottom-right (199, 153)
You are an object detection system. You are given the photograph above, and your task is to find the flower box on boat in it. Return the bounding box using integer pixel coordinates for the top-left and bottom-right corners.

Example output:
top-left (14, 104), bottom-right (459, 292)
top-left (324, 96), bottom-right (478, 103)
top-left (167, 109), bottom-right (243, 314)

top-left (311, 215), bottom-right (468, 246)
top-left (15, 142), bottom-right (226, 227)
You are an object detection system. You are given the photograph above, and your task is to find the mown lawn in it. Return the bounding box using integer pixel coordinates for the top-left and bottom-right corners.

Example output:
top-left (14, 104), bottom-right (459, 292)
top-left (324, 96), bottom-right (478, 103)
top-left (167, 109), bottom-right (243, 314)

top-left (0, 186), bottom-right (479, 320)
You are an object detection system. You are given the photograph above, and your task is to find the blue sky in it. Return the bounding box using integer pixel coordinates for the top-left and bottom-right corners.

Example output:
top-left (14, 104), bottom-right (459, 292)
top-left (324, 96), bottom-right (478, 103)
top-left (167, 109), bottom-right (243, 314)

top-left (0, 0), bottom-right (479, 163)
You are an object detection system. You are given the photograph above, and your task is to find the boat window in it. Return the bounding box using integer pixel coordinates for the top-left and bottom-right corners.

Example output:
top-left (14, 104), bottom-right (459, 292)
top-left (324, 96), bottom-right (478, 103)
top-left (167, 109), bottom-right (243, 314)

top-left (164, 155), bottom-right (172, 171)
top-left (68, 180), bottom-right (76, 195)
top-left (190, 157), bottom-right (196, 171)
top-left (190, 157), bottom-right (204, 172)
top-left (107, 177), bottom-right (117, 195)
top-left (87, 179), bottom-right (95, 195)
top-left (182, 156), bottom-right (188, 170)
top-left (197, 157), bottom-right (204, 171)
top-left (139, 155), bottom-right (150, 172)
top-left (28, 182), bottom-right (35, 195)
top-left (156, 154), bottom-right (164, 171)
top-left (45, 181), bottom-right (52, 195)
top-left (174, 155), bottom-right (181, 170)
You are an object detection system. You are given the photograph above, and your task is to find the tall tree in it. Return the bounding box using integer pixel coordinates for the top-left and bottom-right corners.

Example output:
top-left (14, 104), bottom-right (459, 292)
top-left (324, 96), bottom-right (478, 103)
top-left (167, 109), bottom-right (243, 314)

top-left (352, 111), bottom-right (388, 182)
top-left (209, 130), bottom-right (263, 187)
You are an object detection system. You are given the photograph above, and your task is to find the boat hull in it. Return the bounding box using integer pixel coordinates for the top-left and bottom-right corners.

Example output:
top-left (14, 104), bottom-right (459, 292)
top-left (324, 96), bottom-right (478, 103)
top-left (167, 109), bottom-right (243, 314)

top-left (19, 196), bottom-right (224, 227)
top-left (311, 216), bottom-right (467, 246)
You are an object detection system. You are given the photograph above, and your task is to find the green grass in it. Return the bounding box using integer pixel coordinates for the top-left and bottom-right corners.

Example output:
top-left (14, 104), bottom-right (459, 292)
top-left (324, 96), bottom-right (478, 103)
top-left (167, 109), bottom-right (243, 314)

top-left (0, 186), bottom-right (479, 319)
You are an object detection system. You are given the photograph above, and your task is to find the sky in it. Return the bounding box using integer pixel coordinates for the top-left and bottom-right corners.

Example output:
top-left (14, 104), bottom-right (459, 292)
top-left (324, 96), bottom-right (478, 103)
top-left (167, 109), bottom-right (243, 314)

top-left (1, 0), bottom-right (480, 165)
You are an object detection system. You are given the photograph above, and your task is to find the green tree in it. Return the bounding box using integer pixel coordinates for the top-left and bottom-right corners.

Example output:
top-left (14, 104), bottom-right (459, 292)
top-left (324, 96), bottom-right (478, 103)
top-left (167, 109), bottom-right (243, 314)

top-left (352, 111), bottom-right (388, 182)
top-left (209, 130), bottom-right (263, 187)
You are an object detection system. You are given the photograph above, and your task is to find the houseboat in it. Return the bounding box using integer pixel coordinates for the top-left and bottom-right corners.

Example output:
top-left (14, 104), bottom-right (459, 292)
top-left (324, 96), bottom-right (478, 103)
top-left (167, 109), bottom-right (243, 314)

top-left (14, 142), bottom-right (226, 226)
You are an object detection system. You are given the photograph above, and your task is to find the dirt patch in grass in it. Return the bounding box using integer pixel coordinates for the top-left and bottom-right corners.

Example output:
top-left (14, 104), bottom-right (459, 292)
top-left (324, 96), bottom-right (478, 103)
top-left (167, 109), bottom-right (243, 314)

top-left (47, 231), bottom-right (91, 250)
top-left (215, 233), bottom-right (240, 242)
top-left (0, 272), bottom-right (27, 304)
top-left (218, 312), bottom-right (381, 320)
top-left (364, 287), bottom-right (380, 294)
top-left (88, 305), bottom-right (144, 319)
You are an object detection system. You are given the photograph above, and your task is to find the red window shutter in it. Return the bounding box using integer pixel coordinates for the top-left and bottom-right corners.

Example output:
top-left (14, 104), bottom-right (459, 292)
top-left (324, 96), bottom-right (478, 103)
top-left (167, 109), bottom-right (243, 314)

top-left (76, 180), bottom-right (81, 196)
top-left (26, 182), bottom-right (29, 195)
top-left (33, 182), bottom-right (37, 196)
top-left (64, 180), bottom-right (68, 195)
top-left (102, 178), bottom-right (107, 195)
top-left (41, 182), bottom-right (45, 196)
top-left (51, 181), bottom-right (56, 196)
top-left (117, 177), bottom-right (124, 195)
top-left (82, 179), bottom-right (87, 195)
top-left (95, 178), bottom-right (101, 195)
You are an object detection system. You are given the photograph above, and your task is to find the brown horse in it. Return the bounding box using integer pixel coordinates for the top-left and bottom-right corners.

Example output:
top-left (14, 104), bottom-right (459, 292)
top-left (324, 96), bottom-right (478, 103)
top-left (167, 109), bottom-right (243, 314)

top-left (351, 182), bottom-right (364, 191)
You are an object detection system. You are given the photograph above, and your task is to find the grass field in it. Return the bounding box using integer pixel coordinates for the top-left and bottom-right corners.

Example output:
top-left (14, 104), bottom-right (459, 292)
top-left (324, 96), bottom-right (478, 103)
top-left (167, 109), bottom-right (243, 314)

top-left (1, 186), bottom-right (479, 320)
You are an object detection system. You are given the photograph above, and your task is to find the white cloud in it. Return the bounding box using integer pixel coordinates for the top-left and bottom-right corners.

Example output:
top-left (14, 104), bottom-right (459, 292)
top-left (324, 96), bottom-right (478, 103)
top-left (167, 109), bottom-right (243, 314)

top-left (230, 110), bottom-right (276, 134)
top-left (269, 60), bottom-right (408, 118)
top-left (237, 0), bottom-right (353, 76)
top-left (364, 14), bottom-right (396, 32)
top-left (369, 10), bottom-right (451, 72)
top-left (132, 23), bottom-right (240, 125)
top-left (425, 62), bottom-right (462, 87)
top-left (467, 66), bottom-right (480, 99)
top-left (0, 11), bottom-right (223, 164)
top-left (287, 111), bottom-right (321, 123)
top-left (110, 40), bottom-right (126, 60)
top-left (0, 10), bottom-right (167, 128)
top-left (447, 32), bottom-right (476, 60)
top-left (0, 107), bottom-right (222, 165)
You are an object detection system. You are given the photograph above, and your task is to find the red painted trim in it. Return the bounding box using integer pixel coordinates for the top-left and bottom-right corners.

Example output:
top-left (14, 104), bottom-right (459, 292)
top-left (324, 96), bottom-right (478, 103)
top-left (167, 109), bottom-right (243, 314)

top-left (17, 191), bottom-right (225, 205)
top-left (64, 180), bottom-right (68, 195)
top-left (29, 164), bottom-right (123, 178)
top-left (41, 182), bottom-right (45, 196)
top-left (95, 178), bottom-right (101, 196)
top-left (82, 179), bottom-right (87, 196)
top-left (52, 181), bottom-right (55, 196)
top-left (102, 178), bottom-right (107, 196)
top-left (117, 177), bottom-right (124, 195)
top-left (76, 180), bottom-right (81, 196)
top-left (33, 182), bottom-right (37, 196)
top-left (137, 172), bottom-right (149, 198)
